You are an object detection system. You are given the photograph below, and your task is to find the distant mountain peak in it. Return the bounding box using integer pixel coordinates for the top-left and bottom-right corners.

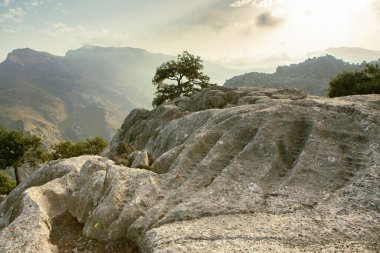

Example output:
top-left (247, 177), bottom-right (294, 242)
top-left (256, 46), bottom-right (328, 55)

top-left (311, 47), bottom-right (380, 63)
top-left (5, 48), bottom-right (59, 65)
top-left (65, 45), bottom-right (150, 58)
top-left (325, 46), bottom-right (377, 53)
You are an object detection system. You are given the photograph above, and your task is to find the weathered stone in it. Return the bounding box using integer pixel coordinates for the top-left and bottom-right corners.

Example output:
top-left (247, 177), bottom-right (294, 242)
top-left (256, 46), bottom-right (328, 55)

top-left (198, 90), bottom-right (227, 109)
top-left (129, 150), bottom-right (150, 168)
top-left (269, 87), bottom-right (307, 99)
top-left (0, 156), bottom-right (91, 253)
top-left (112, 105), bottom-right (184, 151)
top-left (185, 86), bottom-right (231, 111)
top-left (173, 96), bottom-right (191, 109)
top-left (151, 145), bottom-right (184, 174)
top-left (237, 95), bottom-right (268, 105)
top-left (0, 88), bottom-right (379, 253)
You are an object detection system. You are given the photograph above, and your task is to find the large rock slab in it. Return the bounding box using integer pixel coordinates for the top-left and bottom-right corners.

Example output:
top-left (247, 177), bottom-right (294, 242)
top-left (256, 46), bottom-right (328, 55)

top-left (0, 87), bottom-right (379, 252)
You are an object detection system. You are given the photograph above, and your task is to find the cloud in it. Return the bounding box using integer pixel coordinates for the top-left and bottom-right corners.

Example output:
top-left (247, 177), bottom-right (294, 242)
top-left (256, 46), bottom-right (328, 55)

top-left (255, 11), bottom-right (283, 27)
top-left (210, 51), bottom-right (297, 70)
top-left (189, 9), bottom-right (231, 31)
top-left (230, 0), bottom-right (278, 8)
top-left (26, 0), bottom-right (44, 8)
top-left (228, 0), bottom-right (285, 28)
top-left (230, 0), bottom-right (253, 7)
top-left (252, 0), bottom-right (277, 8)
top-left (54, 2), bottom-right (69, 14)
top-left (375, 0), bottom-right (380, 14)
top-left (39, 22), bottom-right (130, 46)
top-left (0, 7), bottom-right (26, 23)
top-left (0, 0), bottom-right (14, 8)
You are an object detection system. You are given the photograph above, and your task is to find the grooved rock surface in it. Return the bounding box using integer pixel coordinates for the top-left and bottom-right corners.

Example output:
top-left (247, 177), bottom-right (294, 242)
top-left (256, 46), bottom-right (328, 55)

top-left (1, 87), bottom-right (379, 252)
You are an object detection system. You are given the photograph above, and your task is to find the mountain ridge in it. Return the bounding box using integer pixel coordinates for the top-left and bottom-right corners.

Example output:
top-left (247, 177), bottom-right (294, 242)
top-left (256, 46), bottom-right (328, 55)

top-left (0, 46), bottom-right (245, 145)
top-left (317, 47), bottom-right (380, 63)
top-left (224, 55), bottom-right (380, 96)
top-left (1, 46), bottom-right (379, 144)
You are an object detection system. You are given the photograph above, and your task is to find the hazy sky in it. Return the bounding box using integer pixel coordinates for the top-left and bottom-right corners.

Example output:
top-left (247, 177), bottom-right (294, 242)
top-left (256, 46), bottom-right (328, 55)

top-left (1, 0), bottom-right (380, 68)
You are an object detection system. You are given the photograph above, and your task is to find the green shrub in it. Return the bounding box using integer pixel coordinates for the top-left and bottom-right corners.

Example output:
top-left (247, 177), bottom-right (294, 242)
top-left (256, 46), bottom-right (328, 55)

top-left (53, 136), bottom-right (107, 159)
top-left (0, 171), bottom-right (16, 194)
top-left (329, 64), bottom-right (380, 97)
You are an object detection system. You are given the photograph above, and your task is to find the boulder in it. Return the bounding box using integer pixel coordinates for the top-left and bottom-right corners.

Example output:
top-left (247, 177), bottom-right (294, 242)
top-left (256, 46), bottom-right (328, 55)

top-left (1, 88), bottom-right (379, 252)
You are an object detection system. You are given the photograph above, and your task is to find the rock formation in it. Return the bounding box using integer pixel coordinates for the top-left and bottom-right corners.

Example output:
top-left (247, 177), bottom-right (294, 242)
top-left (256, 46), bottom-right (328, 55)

top-left (0, 87), bottom-right (379, 252)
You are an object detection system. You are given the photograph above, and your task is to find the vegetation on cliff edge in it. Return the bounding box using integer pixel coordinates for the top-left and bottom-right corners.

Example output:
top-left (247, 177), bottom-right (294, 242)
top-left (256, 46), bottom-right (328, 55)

top-left (152, 51), bottom-right (215, 107)
top-left (328, 64), bottom-right (380, 97)
top-left (0, 126), bottom-right (107, 187)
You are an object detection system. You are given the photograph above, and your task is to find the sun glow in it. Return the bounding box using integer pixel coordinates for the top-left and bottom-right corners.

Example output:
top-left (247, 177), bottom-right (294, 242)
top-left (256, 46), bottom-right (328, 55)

top-left (286, 0), bottom-right (371, 25)
top-left (225, 0), bottom-right (380, 68)
top-left (273, 0), bottom-right (378, 53)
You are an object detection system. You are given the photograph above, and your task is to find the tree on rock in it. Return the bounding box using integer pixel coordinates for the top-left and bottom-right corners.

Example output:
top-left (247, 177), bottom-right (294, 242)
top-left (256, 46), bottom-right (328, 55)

top-left (0, 127), bottom-right (47, 185)
top-left (328, 64), bottom-right (380, 97)
top-left (152, 51), bottom-right (215, 107)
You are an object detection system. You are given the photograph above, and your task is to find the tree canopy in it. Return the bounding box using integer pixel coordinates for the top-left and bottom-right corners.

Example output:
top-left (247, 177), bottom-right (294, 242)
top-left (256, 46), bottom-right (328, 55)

top-left (0, 126), bottom-right (108, 188)
top-left (328, 64), bottom-right (380, 97)
top-left (152, 51), bottom-right (215, 107)
top-left (0, 127), bottom-right (47, 185)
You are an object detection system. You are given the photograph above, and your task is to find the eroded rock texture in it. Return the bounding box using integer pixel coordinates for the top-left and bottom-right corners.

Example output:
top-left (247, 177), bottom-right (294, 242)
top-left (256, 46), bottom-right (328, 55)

top-left (0, 87), bottom-right (379, 252)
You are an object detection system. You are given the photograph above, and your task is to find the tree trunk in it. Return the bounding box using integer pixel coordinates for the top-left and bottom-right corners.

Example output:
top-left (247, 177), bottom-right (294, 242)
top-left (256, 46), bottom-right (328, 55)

top-left (14, 167), bottom-right (20, 185)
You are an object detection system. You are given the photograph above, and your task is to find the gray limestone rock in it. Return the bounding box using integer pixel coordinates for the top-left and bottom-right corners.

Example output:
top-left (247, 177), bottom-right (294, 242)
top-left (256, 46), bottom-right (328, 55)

top-left (1, 88), bottom-right (379, 253)
top-left (173, 96), bottom-right (191, 109)
top-left (129, 150), bottom-right (150, 168)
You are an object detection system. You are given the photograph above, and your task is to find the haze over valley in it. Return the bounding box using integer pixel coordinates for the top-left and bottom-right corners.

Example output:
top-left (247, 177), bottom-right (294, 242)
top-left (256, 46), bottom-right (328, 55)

top-left (1, 0), bottom-right (380, 143)
top-left (1, 45), bottom-right (379, 144)
top-left (0, 46), bottom-right (244, 143)
top-left (1, 1), bottom-right (380, 252)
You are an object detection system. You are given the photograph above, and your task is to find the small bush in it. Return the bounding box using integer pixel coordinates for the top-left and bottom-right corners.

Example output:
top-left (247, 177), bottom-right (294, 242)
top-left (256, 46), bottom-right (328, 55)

top-left (136, 164), bottom-right (153, 170)
top-left (112, 156), bottom-right (130, 166)
top-left (53, 136), bottom-right (107, 159)
top-left (328, 64), bottom-right (380, 97)
top-left (116, 142), bottom-right (135, 156)
top-left (110, 142), bottom-right (136, 167)
top-left (0, 171), bottom-right (16, 194)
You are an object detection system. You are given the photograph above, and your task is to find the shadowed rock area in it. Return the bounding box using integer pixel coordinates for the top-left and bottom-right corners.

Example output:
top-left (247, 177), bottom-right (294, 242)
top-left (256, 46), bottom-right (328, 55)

top-left (0, 87), bottom-right (379, 252)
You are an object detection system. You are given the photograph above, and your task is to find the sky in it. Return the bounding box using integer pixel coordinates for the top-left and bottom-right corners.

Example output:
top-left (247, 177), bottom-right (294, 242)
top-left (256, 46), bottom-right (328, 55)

top-left (1, 0), bottom-right (380, 69)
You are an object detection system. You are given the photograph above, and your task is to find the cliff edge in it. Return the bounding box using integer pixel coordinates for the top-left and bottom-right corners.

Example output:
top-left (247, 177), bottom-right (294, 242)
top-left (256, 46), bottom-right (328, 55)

top-left (0, 87), bottom-right (379, 252)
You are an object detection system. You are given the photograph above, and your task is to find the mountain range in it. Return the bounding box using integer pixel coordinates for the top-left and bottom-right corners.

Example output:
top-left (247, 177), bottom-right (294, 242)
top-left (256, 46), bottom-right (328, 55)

top-left (224, 54), bottom-right (380, 96)
top-left (0, 46), bottom-right (242, 145)
top-left (1, 46), bottom-right (379, 145)
top-left (314, 47), bottom-right (380, 63)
